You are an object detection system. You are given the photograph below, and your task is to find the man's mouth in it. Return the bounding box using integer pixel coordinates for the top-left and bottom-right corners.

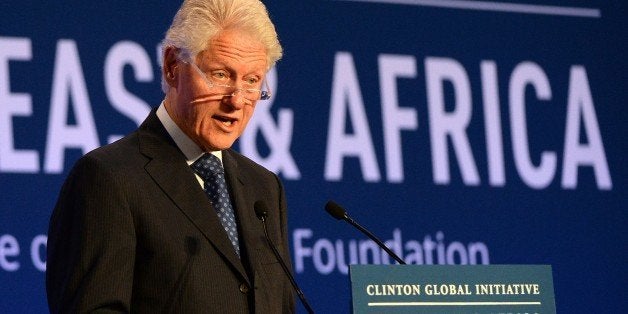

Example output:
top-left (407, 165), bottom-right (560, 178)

top-left (214, 115), bottom-right (236, 127)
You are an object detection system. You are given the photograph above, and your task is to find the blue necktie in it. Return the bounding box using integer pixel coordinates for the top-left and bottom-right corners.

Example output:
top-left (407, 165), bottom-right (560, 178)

top-left (191, 153), bottom-right (240, 256)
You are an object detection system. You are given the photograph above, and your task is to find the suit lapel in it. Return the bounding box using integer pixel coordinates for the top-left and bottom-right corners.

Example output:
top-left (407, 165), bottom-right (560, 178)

top-left (137, 111), bottom-right (249, 284)
top-left (222, 150), bottom-right (267, 273)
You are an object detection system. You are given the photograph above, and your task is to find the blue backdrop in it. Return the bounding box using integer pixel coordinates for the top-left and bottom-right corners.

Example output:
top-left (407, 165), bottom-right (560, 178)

top-left (1, 0), bottom-right (626, 312)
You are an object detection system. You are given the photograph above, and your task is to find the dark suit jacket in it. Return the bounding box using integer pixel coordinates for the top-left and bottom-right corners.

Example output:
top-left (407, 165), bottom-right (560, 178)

top-left (46, 109), bottom-right (295, 313)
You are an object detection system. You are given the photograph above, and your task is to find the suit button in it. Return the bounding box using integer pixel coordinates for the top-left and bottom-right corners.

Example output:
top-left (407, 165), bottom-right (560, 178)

top-left (239, 283), bottom-right (249, 294)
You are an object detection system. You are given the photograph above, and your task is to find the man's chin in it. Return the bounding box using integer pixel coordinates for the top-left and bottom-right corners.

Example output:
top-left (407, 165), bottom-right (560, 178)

top-left (200, 138), bottom-right (236, 152)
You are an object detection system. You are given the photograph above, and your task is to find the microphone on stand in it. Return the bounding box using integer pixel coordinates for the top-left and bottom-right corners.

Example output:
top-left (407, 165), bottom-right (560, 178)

top-left (325, 200), bottom-right (406, 265)
top-left (254, 201), bottom-right (315, 314)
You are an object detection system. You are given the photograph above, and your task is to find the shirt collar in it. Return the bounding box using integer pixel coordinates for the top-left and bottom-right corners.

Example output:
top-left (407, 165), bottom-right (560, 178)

top-left (156, 101), bottom-right (223, 165)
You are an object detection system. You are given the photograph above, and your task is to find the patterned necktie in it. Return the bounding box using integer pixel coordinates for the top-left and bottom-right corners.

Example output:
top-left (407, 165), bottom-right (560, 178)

top-left (191, 153), bottom-right (240, 256)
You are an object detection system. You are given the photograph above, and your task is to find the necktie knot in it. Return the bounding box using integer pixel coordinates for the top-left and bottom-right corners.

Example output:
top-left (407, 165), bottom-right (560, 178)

top-left (191, 153), bottom-right (224, 181)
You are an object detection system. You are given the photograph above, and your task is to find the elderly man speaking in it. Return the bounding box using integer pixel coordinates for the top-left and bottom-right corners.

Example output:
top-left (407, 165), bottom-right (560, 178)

top-left (46, 0), bottom-right (295, 312)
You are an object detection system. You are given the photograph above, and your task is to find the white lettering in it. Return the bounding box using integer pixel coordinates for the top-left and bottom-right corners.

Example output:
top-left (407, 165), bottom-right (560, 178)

top-left (0, 234), bottom-right (20, 271)
top-left (45, 40), bottom-right (99, 173)
top-left (325, 52), bottom-right (380, 182)
top-left (468, 242), bottom-right (490, 264)
top-left (0, 37), bottom-right (39, 173)
top-left (335, 239), bottom-right (358, 274)
top-left (481, 61), bottom-right (506, 186)
top-left (382, 228), bottom-right (404, 264)
top-left (292, 228), bottom-right (489, 274)
top-left (423, 233), bottom-right (437, 264)
top-left (313, 238), bottom-right (335, 275)
top-left (104, 41), bottom-right (152, 143)
top-left (446, 241), bottom-right (468, 264)
top-left (293, 228), bottom-right (313, 273)
top-left (404, 240), bottom-right (424, 264)
top-left (30, 235), bottom-right (47, 272)
top-left (509, 62), bottom-right (556, 189)
top-left (378, 54), bottom-right (418, 182)
top-left (239, 68), bottom-right (301, 179)
top-left (561, 66), bottom-right (612, 190)
top-left (425, 57), bottom-right (480, 185)
top-left (359, 240), bottom-right (381, 265)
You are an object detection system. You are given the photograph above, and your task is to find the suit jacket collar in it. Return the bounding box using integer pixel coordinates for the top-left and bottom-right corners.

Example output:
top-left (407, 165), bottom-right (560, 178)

top-left (137, 109), bottom-right (251, 285)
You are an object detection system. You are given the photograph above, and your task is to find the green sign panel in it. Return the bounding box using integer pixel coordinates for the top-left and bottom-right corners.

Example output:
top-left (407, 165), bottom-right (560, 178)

top-left (350, 265), bottom-right (555, 313)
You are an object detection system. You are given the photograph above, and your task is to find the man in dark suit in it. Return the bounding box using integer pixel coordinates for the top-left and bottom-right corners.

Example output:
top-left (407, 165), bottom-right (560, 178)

top-left (46, 0), bottom-right (295, 312)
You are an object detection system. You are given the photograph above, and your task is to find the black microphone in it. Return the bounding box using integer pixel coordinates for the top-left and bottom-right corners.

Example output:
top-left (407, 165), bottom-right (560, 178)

top-left (254, 201), bottom-right (315, 314)
top-left (325, 201), bottom-right (406, 265)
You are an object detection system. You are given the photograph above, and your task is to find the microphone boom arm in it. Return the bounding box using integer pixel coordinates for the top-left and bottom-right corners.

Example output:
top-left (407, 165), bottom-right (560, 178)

top-left (343, 216), bottom-right (406, 265)
top-left (325, 201), bottom-right (406, 265)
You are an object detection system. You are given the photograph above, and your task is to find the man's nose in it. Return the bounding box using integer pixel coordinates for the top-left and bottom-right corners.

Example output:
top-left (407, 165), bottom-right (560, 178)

top-left (226, 89), bottom-right (248, 109)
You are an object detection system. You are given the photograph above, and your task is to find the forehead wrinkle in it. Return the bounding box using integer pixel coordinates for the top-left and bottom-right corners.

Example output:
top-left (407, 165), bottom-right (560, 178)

top-left (202, 32), bottom-right (267, 72)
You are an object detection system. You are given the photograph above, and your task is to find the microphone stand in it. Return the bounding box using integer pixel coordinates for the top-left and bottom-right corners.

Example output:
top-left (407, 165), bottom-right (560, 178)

top-left (256, 203), bottom-right (315, 314)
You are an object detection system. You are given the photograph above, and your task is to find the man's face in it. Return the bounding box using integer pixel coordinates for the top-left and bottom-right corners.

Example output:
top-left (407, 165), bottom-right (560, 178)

top-left (166, 29), bottom-right (268, 151)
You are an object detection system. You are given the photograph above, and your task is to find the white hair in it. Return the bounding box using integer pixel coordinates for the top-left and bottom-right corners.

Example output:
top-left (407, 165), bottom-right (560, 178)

top-left (161, 0), bottom-right (283, 92)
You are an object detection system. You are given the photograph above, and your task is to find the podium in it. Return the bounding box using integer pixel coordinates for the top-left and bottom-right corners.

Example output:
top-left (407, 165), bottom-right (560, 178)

top-left (350, 264), bottom-right (556, 313)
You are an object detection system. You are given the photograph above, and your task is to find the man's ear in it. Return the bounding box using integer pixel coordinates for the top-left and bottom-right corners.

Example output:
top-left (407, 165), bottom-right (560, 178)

top-left (163, 46), bottom-right (180, 88)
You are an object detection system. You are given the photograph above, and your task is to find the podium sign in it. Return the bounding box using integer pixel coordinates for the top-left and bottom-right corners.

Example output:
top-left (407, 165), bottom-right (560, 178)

top-left (350, 264), bottom-right (555, 313)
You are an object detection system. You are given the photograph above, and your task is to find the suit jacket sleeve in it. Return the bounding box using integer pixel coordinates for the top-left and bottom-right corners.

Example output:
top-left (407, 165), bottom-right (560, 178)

top-left (47, 153), bottom-right (136, 313)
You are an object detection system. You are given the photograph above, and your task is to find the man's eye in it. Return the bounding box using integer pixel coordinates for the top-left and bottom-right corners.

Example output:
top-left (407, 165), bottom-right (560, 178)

top-left (212, 72), bottom-right (228, 80)
top-left (245, 77), bottom-right (259, 85)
